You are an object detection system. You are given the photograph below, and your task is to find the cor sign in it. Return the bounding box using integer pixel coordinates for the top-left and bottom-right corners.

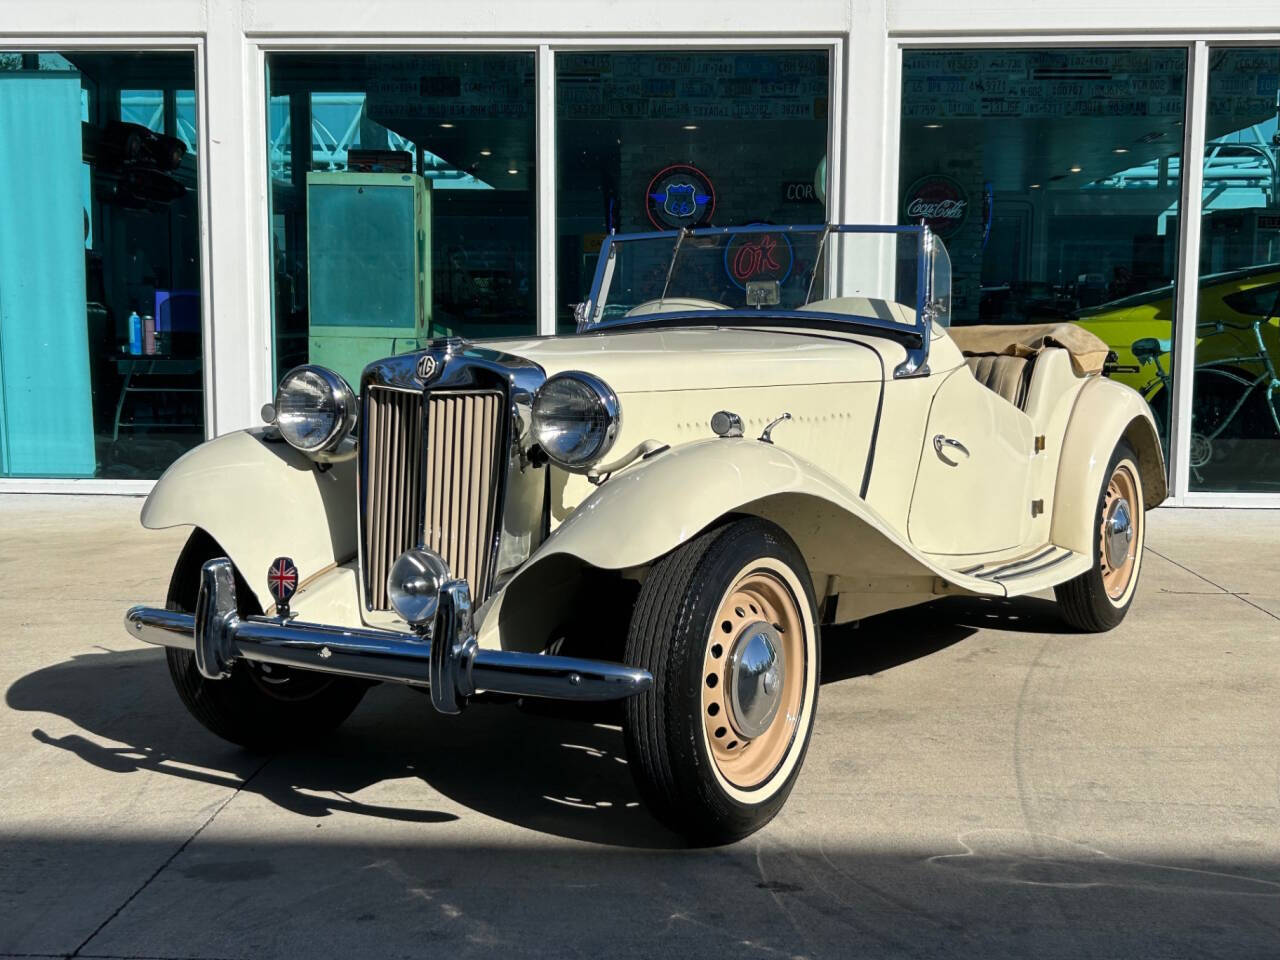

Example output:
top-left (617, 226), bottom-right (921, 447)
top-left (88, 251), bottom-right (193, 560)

top-left (781, 181), bottom-right (822, 204)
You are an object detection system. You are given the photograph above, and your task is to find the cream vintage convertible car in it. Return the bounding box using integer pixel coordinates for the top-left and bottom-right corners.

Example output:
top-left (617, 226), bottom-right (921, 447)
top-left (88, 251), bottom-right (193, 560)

top-left (125, 224), bottom-right (1165, 843)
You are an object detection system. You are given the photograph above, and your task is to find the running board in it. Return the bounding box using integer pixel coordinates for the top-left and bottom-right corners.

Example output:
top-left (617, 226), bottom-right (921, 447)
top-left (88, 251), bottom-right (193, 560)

top-left (952, 545), bottom-right (1091, 593)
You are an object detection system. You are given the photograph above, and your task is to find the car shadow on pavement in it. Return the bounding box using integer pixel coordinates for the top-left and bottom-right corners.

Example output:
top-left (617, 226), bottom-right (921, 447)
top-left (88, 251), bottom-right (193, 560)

top-left (9, 595), bottom-right (1069, 850)
top-left (7, 641), bottom-right (692, 847)
top-left (820, 594), bottom-right (1070, 684)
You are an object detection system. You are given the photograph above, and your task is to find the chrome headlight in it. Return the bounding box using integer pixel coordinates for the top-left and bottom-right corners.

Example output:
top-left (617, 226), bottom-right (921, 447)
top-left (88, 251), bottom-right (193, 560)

top-left (273, 365), bottom-right (356, 454)
top-left (387, 547), bottom-right (450, 627)
top-left (531, 371), bottom-right (621, 470)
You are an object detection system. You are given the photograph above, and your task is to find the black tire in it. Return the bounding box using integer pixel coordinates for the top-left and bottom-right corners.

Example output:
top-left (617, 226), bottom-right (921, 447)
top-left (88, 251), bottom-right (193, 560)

top-left (623, 518), bottom-right (820, 845)
top-left (1054, 440), bottom-right (1146, 632)
top-left (163, 529), bottom-right (369, 751)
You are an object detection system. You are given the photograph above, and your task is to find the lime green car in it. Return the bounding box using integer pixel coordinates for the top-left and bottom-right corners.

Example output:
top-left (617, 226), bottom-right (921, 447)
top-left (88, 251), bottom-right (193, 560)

top-left (1075, 264), bottom-right (1280, 484)
top-left (1075, 263), bottom-right (1280, 398)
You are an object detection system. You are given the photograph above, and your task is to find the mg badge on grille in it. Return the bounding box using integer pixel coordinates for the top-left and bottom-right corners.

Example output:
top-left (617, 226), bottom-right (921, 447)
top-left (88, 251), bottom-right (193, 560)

top-left (267, 556), bottom-right (299, 617)
top-left (416, 354), bottom-right (437, 381)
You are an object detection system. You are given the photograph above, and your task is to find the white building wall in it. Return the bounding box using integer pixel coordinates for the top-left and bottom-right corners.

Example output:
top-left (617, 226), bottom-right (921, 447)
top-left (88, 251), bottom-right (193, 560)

top-left (2, 1), bottom-right (1279, 504)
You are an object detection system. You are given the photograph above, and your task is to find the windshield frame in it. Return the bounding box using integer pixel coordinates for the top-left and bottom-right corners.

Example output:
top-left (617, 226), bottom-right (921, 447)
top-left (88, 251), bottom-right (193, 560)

top-left (579, 223), bottom-right (944, 378)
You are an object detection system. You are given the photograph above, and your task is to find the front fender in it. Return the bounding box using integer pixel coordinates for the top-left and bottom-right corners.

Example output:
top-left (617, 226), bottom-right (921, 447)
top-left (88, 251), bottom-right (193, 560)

top-left (141, 429), bottom-right (356, 612)
top-left (1050, 376), bottom-right (1168, 556)
top-left (538, 438), bottom-right (945, 574)
top-left (476, 438), bottom-right (1001, 652)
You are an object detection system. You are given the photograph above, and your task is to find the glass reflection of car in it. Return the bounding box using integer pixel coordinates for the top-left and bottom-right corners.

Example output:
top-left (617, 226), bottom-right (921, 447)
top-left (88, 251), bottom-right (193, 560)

top-left (124, 224), bottom-right (1166, 845)
top-left (1074, 264), bottom-right (1280, 478)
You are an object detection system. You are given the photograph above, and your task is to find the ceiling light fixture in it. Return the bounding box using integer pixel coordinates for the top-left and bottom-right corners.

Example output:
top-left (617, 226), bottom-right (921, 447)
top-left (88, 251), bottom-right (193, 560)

top-left (439, 122), bottom-right (454, 129)
top-left (682, 124), bottom-right (698, 131)
top-left (1069, 165), bottom-right (1083, 173)
top-left (924, 123), bottom-right (943, 129)
top-left (1029, 183), bottom-right (1041, 189)
top-left (479, 149), bottom-right (492, 156)
top-left (1113, 147), bottom-right (1129, 154)
top-left (507, 168), bottom-right (519, 175)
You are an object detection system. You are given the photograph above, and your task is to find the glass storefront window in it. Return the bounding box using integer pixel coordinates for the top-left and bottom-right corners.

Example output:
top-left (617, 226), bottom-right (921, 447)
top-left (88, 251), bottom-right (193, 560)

top-left (556, 50), bottom-right (831, 331)
top-left (265, 53), bottom-right (536, 388)
top-left (121, 89), bottom-right (164, 133)
top-left (899, 47), bottom-right (1188, 454)
top-left (0, 52), bottom-right (204, 479)
top-left (1189, 48), bottom-right (1280, 492)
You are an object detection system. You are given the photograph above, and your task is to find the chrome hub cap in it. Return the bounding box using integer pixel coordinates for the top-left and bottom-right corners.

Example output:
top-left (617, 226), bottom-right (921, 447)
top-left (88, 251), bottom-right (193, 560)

top-left (727, 623), bottom-right (786, 740)
top-left (1099, 462), bottom-right (1142, 603)
top-left (702, 569), bottom-right (806, 789)
top-left (1103, 498), bottom-right (1133, 571)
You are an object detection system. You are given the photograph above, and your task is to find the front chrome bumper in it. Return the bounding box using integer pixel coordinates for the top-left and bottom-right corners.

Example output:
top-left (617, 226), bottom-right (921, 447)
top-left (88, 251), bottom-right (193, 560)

top-left (125, 558), bottom-right (651, 715)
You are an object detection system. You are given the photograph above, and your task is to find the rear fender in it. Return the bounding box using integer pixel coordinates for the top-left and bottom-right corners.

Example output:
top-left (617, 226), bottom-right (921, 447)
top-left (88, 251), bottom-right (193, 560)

top-left (1050, 377), bottom-right (1167, 556)
top-left (141, 429), bottom-right (356, 612)
top-left (476, 438), bottom-right (1000, 652)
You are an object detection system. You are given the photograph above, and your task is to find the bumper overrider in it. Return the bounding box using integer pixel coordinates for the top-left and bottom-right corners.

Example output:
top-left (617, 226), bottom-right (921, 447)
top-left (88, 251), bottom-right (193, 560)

top-left (124, 557), bottom-right (652, 715)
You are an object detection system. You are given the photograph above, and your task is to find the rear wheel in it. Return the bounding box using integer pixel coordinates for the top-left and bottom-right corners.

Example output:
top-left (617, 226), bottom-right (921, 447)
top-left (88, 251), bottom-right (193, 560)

top-left (163, 530), bottom-right (369, 751)
top-left (1054, 441), bottom-right (1146, 632)
top-left (623, 518), bottom-right (820, 845)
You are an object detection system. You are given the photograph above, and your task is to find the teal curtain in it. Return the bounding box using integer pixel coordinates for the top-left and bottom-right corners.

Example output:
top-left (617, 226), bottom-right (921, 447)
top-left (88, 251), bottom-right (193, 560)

top-left (0, 71), bottom-right (94, 476)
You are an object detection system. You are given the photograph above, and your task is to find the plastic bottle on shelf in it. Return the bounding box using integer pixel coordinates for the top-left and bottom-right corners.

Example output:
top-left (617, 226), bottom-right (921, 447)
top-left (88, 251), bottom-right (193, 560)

top-left (128, 311), bottom-right (143, 355)
top-left (143, 314), bottom-right (156, 355)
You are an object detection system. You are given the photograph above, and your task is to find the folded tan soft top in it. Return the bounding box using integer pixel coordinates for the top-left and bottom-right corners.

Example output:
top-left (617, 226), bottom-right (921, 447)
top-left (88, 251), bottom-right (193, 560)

top-left (946, 322), bottom-right (1110, 377)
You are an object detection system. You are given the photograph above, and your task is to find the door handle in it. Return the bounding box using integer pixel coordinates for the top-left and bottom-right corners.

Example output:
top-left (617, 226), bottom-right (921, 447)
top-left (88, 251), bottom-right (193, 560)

top-left (933, 434), bottom-right (970, 466)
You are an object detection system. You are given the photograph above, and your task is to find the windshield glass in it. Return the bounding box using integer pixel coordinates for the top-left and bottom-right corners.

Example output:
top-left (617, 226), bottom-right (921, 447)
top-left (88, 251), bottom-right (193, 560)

top-left (582, 225), bottom-right (949, 332)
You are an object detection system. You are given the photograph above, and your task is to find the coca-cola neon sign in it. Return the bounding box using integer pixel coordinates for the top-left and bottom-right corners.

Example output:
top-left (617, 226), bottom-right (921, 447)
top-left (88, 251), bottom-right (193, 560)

top-left (902, 174), bottom-right (968, 239)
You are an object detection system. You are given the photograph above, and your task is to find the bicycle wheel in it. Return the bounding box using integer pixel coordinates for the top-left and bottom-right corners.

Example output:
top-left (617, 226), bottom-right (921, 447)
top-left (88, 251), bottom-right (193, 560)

top-left (1178, 367), bottom-right (1268, 484)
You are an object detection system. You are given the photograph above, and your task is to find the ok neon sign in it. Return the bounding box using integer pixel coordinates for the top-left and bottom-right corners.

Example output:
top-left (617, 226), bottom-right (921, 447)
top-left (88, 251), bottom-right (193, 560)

top-left (724, 231), bottom-right (794, 289)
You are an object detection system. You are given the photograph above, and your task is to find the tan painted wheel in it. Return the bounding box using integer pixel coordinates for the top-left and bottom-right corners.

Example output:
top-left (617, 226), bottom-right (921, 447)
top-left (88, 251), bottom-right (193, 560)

top-left (700, 569), bottom-right (806, 790)
top-left (623, 518), bottom-right (820, 843)
top-left (1055, 442), bottom-right (1146, 632)
top-left (1099, 461), bottom-right (1141, 604)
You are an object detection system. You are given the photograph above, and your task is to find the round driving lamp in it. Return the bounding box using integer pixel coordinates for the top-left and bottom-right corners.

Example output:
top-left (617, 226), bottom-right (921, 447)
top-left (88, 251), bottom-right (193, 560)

top-left (273, 365), bottom-right (357, 454)
top-left (387, 548), bottom-right (450, 628)
top-left (530, 371), bottom-right (621, 470)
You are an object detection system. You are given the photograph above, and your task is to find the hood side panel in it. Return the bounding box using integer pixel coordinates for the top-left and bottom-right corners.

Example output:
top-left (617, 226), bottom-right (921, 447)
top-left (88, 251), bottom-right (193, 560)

top-left (483, 326), bottom-right (898, 392)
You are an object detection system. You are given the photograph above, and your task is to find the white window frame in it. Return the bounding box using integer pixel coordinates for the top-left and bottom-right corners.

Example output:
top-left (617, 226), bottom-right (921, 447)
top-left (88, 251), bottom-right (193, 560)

top-left (244, 35), bottom-right (845, 396)
top-left (0, 35), bottom-right (213, 496)
top-left (0, 29), bottom-right (845, 495)
top-left (887, 32), bottom-right (1280, 508)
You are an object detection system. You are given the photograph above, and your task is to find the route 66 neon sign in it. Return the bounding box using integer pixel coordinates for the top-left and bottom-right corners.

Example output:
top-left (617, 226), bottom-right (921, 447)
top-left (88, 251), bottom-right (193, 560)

top-left (645, 164), bottom-right (716, 230)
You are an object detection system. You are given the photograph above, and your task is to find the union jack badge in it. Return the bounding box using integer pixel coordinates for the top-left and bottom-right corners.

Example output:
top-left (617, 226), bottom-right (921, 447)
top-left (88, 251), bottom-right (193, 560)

top-left (267, 556), bottom-right (299, 606)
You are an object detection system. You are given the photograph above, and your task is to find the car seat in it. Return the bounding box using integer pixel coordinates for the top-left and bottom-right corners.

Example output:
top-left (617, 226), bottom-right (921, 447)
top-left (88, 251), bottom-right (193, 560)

top-left (948, 322), bottom-right (1110, 412)
top-left (964, 354), bottom-right (1034, 408)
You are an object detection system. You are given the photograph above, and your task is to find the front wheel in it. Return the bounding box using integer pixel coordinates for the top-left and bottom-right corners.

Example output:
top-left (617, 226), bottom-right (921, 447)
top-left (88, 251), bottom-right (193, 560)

top-left (623, 518), bottom-right (820, 845)
top-left (1054, 441), bottom-right (1146, 632)
top-left (163, 530), bottom-right (369, 751)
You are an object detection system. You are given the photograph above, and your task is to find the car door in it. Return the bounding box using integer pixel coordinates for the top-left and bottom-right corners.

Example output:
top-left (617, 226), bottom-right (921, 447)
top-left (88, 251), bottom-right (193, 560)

top-left (906, 367), bottom-right (1035, 556)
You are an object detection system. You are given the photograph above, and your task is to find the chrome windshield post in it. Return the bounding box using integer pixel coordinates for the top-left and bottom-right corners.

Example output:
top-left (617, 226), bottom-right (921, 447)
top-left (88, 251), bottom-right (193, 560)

top-left (894, 225), bottom-right (935, 379)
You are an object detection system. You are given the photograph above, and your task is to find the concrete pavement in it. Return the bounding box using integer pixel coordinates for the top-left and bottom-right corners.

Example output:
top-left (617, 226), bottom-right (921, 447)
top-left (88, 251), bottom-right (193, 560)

top-left (1, 495), bottom-right (1277, 959)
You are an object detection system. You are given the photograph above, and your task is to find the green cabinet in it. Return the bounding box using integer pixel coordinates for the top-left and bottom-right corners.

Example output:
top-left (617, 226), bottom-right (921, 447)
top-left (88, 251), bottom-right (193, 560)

top-left (306, 171), bottom-right (432, 387)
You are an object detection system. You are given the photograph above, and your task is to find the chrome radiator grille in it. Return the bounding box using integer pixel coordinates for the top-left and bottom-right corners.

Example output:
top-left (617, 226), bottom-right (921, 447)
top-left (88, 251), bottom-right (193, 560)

top-left (362, 386), bottom-right (505, 610)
